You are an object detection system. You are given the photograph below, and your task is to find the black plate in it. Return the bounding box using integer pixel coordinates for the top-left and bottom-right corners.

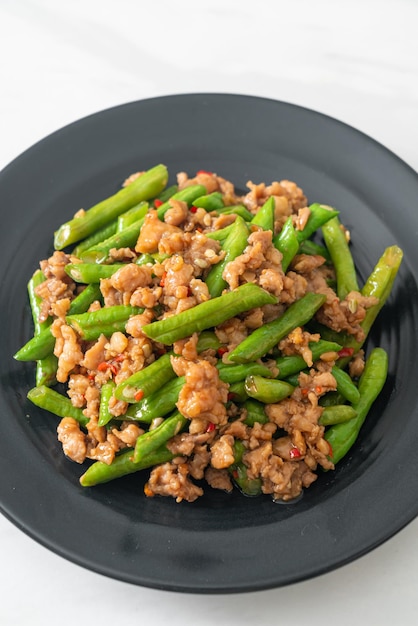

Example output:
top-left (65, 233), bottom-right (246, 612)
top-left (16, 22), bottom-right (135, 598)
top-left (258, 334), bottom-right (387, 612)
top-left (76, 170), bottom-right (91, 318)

top-left (1, 94), bottom-right (418, 593)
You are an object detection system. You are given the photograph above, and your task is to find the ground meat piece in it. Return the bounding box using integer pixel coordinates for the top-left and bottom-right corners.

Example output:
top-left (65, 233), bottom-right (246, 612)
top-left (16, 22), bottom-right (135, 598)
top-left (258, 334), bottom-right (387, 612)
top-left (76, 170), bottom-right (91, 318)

top-left (111, 421), bottom-right (143, 447)
top-left (279, 272), bottom-right (308, 305)
top-left (210, 434), bottom-right (235, 469)
top-left (144, 462), bottom-right (204, 503)
top-left (57, 417), bottom-right (87, 463)
top-left (125, 310), bottom-right (155, 337)
top-left (108, 247), bottom-right (136, 261)
top-left (177, 171), bottom-right (237, 205)
top-left (83, 385), bottom-right (101, 421)
top-left (293, 206), bottom-right (311, 231)
top-left (173, 333), bottom-right (199, 360)
top-left (172, 357), bottom-right (229, 425)
top-left (205, 466), bottom-right (233, 492)
top-left (349, 350), bottom-right (365, 378)
top-left (244, 441), bottom-right (273, 476)
top-left (51, 320), bottom-right (83, 383)
top-left (164, 199), bottom-right (188, 226)
top-left (278, 327), bottom-right (321, 367)
top-left (100, 278), bottom-right (123, 307)
top-left (223, 229), bottom-right (284, 295)
top-left (36, 251), bottom-right (76, 322)
top-left (50, 297), bottom-right (71, 320)
top-left (135, 210), bottom-right (182, 254)
top-left (110, 263), bottom-right (153, 293)
top-left (261, 457), bottom-right (318, 502)
top-left (316, 290), bottom-right (379, 342)
top-left (188, 444), bottom-right (211, 480)
top-left (242, 179), bottom-right (307, 213)
top-left (215, 317), bottom-right (248, 357)
top-left (67, 374), bottom-right (90, 408)
top-left (81, 334), bottom-right (108, 371)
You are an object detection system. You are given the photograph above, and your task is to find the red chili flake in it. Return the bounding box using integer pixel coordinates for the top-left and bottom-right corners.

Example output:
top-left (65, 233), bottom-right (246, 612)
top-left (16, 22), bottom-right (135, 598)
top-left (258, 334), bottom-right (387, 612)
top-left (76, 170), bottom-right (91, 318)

top-left (155, 346), bottom-right (167, 356)
top-left (227, 392), bottom-right (236, 401)
top-left (232, 469), bottom-right (239, 479)
top-left (190, 205), bottom-right (198, 213)
top-left (206, 422), bottom-right (216, 433)
top-left (154, 199), bottom-right (164, 208)
top-left (338, 347), bottom-right (354, 358)
top-left (301, 388), bottom-right (309, 396)
top-left (196, 170), bottom-right (213, 176)
top-left (134, 389), bottom-right (144, 402)
top-left (109, 363), bottom-right (119, 376)
top-left (195, 227), bottom-right (203, 232)
top-left (289, 446), bottom-right (301, 459)
top-left (113, 354), bottom-right (124, 363)
top-left (87, 373), bottom-right (95, 381)
top-left (160, 271), bottom-right (167, 287)
top-left (328, 442), bottom-right (334, 458)
top-left (315, 385), bottom-right (323, 395)
top-left (187, 287), bottom-right (193, 296)
top-left (217, 346), bottom-right (228, 357)
top-left (97, 361), bottom-right (109, 372)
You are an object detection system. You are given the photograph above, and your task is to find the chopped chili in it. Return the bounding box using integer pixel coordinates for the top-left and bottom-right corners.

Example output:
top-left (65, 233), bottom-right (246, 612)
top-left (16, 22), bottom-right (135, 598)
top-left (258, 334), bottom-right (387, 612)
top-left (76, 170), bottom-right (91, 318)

top-left (196, 170), bottom-right (213, 176)
top-left (154, 199), bottom-right (163, 208)
top-left (206, 422), bottom-right (216, 433)
top-left (289, 447), bottom-right (301, 459)
top-left (160, 271), bottom-right (167, 287)
top-left (338, 347), bottom-right (354, 358)
top-left (134, 389), bottom-right (144, 402)
top-left (190, 205), bottom-right (198, 213)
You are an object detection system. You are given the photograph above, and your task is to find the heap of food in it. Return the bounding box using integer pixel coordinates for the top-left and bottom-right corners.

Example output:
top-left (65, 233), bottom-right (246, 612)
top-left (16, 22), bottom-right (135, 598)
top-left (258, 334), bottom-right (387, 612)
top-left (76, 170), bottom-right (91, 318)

top-left (15, 164), bottom-right (402, 502)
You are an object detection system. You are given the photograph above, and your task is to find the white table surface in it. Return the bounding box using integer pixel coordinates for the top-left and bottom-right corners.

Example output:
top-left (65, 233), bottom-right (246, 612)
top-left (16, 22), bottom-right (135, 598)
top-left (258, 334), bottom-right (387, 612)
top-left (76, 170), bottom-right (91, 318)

top-left (1, 1), bottom-right (417, 623)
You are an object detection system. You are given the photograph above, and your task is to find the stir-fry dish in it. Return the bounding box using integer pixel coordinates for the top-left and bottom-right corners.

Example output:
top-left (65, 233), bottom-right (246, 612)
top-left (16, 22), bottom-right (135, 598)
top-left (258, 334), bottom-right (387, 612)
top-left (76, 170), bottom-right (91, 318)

top-left (15, 164), bottom-right (403, 502)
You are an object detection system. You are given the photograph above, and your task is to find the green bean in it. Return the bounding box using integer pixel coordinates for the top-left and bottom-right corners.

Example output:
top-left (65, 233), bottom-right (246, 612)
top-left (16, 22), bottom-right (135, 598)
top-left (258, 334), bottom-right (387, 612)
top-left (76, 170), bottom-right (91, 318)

top-left (142, 283), bottom-right (277, 345)
top-left (79, 445), bottom-right (175, 487)
top-left (295, 203), bottom-right (339, 244)
top-left (97, 381), bottom-right (116, 427)
top-left (251, 196), bottom-right (275, 231)
top-left (227, 380), bottom-right (248, 403)
top-left (68, 283), bottom-right (102, 314)
top-left (230, 441), bottom-right (262, 496)
top-left (80, 216), bottom-right (148, 264)
top-left (133, 411), bottom-right (187, 463)
top-left (155, 184), bottom-right (178, 204)
top-left (321, 215), bottom-right (359, 299)
top-left (331, 366), bottom-right (360, 404)
top-left (217, 361), bottom-right (274, 384)
top-left (54, 164), bottom-right (168, 249)
top-left (192, 191), bottom-right (224, 210)
top-left (115, 352), bottom-right (175, 403)
top-left (275, 339), bottom-right (342, 379)
top-left (73, 220), bottom-right (118, 257)
top-left (325, 347), bottom-right (388, 463)
top-left (242, 398), bottom-right (269, 426)
top-left (195, 330), bottom-right (222, 352)
top-left (319, 405), bottom-right (357, 426)
top-left (319, 391), bottom-right (346, 407)
top-left (14, 327), bottom-right (56, 362)
top-left (125, 376), bottom-right (185, 423)
top-left (298, 239), bottom-right (331, 263)
top-left (272, 217), bottom-right (299, 273)
top-left (216, 205), bottom-right (253, 221)
top-left (66, 305), bottom-right (143, 341)
top-left (205, 223), bottom-right (235, 241)
top-left (205, 216), bottom-right (249, 297)
top-left (27, 386), bottom-right (89, 427)
top-left (117, 201), bottom-right (149, 231)
top-left (244, 375), bottom-right (294, 403)
top-left (65, 263), bottom-right (126, 283)
top-left (228, 292), bottom-right (326, 364)
top-left (28, 270), bottom-right (58, 386)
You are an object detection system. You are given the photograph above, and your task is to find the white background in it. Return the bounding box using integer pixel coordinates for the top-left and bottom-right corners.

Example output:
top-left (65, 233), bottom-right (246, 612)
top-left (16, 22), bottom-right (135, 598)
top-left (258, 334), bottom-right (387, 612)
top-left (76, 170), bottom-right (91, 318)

top-left (1, 1), bottom-right (417, 624)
